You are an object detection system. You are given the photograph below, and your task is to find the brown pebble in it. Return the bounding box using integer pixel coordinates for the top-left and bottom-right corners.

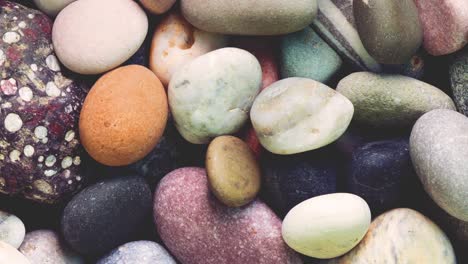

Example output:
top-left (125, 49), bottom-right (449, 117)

top-left (206, 136), bottom-right (261, 207)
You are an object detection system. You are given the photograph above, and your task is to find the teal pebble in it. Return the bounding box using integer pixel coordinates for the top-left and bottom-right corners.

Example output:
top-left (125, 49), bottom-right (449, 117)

top-left (280, 27), bottom-right (342, 83)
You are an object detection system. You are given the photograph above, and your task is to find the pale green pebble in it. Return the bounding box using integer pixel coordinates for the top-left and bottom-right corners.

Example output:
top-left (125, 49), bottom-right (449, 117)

top-left (0, 211), bottom-right (25, 249)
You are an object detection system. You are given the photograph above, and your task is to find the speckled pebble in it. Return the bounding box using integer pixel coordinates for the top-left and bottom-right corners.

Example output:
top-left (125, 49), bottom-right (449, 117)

top-left (97, 241), bottom-right (176, 264)
top-left (0, 211), bottom-right (25, 248)
top-left (450, 48), bottom-right (468, 116)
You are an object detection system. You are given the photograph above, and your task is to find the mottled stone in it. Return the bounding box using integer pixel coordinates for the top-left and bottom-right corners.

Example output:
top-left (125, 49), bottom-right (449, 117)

top-left (354, 0), bottom-right (423, 64)
top-left (410, 109), bottom-right (468, 221)
top-left (154, 167), bottom-right (303, 264)
top-left (169, 48), bottom-right (261, 144)
top-left (19, 230), bottom-right (84, 264)
top-left (0, 241), bottom-right (30, 264)
top-left (282, 193), bottom-right (371, 259)
top-left (0, 211), bottom-right (25, 248)
top-left (150, 10), bottom-right (227, 86)
top-left (336, 72), bottom-right (456, 127)
top-left (251, 78), bottom-right (353, 155)
top-left (332, 208), bottom-right (455, 264)
top-left (414, 0), bottom-right (468, 56)
top-left (181, 0), bottom-right (318, 35)
top-left (33, 0), bottom-right (76, 16)
top-left (0, 1), bottom-right (87, 203)
top-left (140, 0), bottom-right (176, 14)
top-left (97, 241), bottom-right (176, 264)
top-left (450, 48), bottom-right (468, 116)
top-left (61, 176), bottom-right (152, 255)
top-left (280, 27), bottom-right (342, 83)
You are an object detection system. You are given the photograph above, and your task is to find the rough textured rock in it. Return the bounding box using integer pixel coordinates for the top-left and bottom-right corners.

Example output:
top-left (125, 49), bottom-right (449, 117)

top-left (19, 230), bottom-right (84, 264)
top-left (169, 48), bottom-right (261, 144)
top-left (0, 241), bottom-right (30, 264)
top-left (251, 77), bottom-right (353, 155)
top-left (353, 0), bottom-right (423, 64)
top-left (0, 1), bottom-right (87, 203)
top-left (414, 0), bottom-right (468, 56)
top-left (154, 167), bottom-right (303, 264)
top-left (0, 210), bottom-right (25, 248)
top-left (140, 0), bottom-right (176, 14)
top-left (97, 241), bottom-right (177, 264)
top-left (181, 0), bottom-right (318, 35)
top-left (336, 72), bottom-right (456, 127)
top-left (33, 0), bottom-right (76, 16)
top-left (449, 48), bottom-right (468, 116)
top-left (410, 109), bottom-right (468, 221)
top-left (61, 176), bottom-right (152, 255)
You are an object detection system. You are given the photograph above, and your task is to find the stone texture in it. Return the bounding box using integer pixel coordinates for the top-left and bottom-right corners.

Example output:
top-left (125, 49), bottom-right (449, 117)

top-left (414, 0), bottom-right (468, 56)
top-left (449, 48), bottom-right (468, 116)
top-left (336, 72), bottom-right (456, 127)
top-left (79, 65), bottom-right (168, 166)
top-left (353, 0), bottom-right (423, 64)
top-left (61, 176), bottom-right (152, 255)
top-left (0, 241), bottom-right (30, 264)
top-left (97, 241), bottom-right (176, 264)
top-left (154, 167), bottom-right (303, 264)
top-left (0, 1), bottom-right (87, 203)
top-left (140, 0), bottom-right (176, 14)
top-left (0, 210), bottom-right (25, 248)
top-left (19, 230), bottom-right (84, 264)
top-left (282, 193), bottom-right (371, 259)
top-left (280, 27), bottom-right (342, 83)
top-left (250, 77), bottom-right (353, 155)
top-left (410, 109), bottom-right (468, 221)
top-left (181, 0), bottom-right (318, 35)
top-left (169, 48), bottom-right (261, 144)
top-left (33, 0), bottom-right (76, 16)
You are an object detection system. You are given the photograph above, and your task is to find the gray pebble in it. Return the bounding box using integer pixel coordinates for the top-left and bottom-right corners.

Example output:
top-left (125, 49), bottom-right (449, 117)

top-left (97, 241), bottom-right (176, 264)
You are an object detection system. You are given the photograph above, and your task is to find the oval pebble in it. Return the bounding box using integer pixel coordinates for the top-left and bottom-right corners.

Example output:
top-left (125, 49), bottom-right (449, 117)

top-left (79, 65), bottom-right (168, 166)
top-left (282, 193), bottom-right (371, 259)
top-left (410, 109), bottom-right (468, 221)
top-left (139, 0), bottom-right (176, 14)
top-left (169, 47), bottom-right (261, 144)
top-left (206, 136), bottom-right (261, 207)
top-left (97, 241), bottom-right (176, 264)
top-left (0, 211), bottom-right (25, 248)
top-left (154, 167), bottom-right (303, 264)
top-left (251, 77), bottom-right (354, 155)
top-left (336, 72), bottom-right (456, 127)
top-left (52, 0), bottom-right (148, 74)
top-left (61, 176), bottom-right (152, 255)
top-left (19, 230), bottom-right (84, 264)
top-left (332, 208), bottom-right (456, 263)
top-left (181, 0), bottom-right (317, 36)
top-left (0, 241), bottom-right (30, 264)
top-left (33, 0), bottom-right (76, 16)
top-left (150, 10), bottom-right (227, 86)
top-left (450, 48), bottom-right (468, 116)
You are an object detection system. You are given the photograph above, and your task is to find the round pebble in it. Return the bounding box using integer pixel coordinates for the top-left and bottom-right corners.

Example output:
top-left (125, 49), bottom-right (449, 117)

top-left (139, 0), bottom-right (176, 14)
top-left (0, 211), bottom-right (25, 249)
top-left (206, 136), bottom-right (261, 207)
top-left (97, 241), bottom-right (176, 264)
top-left (250, 77), bottom-right (354, 155)
top-left (282, 193), bottom-right (371, 259)
top-left (52, 0), bottom-right (148, 74)
top-left (0, 241), bottom-right (30, 264)
top-left (79, 65), bottom-right (168, 166)
top-left (33, 0), bottom-right (76, 16)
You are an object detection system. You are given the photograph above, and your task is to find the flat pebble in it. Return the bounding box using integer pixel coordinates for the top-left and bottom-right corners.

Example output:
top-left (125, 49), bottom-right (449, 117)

top-left (19, 230), bottom-right (84, 264)
top-left (169, 48), bottom-right (261, 144)
top-left (282, 193), bottom-right (371, 259)
top-left (450, 48), bottom-right (468, 116)
top-left (410, 109), bottom-right (468, 221)
top-left (154, 167), bottom-right (303, 264)
top-left (336, 72), bottom-right (455, 127)
top-left (52, 0), bottom-right (148, 74)
top-left (33, 0), bottom-right (76, 16)
top-left (250, 77), bottom-right (353, 155)
top-left (97, 241), bottom-right (176, 264)
top-left (61, 176), bottom-right (152, 255)
top-left (0, 241), bottom-right (30, 264)
top-left (0, 211), bottom-right (25, 248)
top-left (139, 0), bottom-right (176, 14)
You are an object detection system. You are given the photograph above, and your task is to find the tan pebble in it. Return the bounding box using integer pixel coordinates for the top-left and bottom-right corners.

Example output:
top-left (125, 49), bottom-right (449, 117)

top-left (140, 0), bottom-right (176, 14)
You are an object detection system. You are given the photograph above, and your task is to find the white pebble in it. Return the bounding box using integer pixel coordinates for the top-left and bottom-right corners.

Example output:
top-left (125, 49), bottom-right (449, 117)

top-left (18, 87), bottom-right (33, 102)
top-left (34, 126), bottom-right (48, 139)
top-left (4, 113), bottom-right (22, 133)
top-left (23, 145), bottom-right (34, 157)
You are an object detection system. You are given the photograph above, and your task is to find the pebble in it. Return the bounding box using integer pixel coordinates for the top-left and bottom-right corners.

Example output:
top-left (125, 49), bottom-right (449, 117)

top-left (414, 0), bottom-right (468, 56)
top-left (61, 176), bottom-right (152, 255)
top-left (19, 230), bottom-right (84, 264)
top-left (52, 0), bottom-right (148, 74)
top-left (250, 77), bottom-right (354, 155)
top-left (169, 48), bottom-right (262, 144)
top-left (0, 1), bottom-right (87, 203)
top-left (410, 109), bottom-right (468, 221)
top-left (180, 0), bottom-right (318, 35)
top-left (282, 193), bottom-right (371, 259)
top-left (97, 241), bottom-right (176, 264)
top-left (449, 48), bottom-right (468, 116)
top-left (280, 27), bottom-right (342, 83)
top-left (0, 241), bottom-right (30, 264)
top-left (0, 211), bottom-right (25, 248)
top-left (206, 136), bottom-right (261, 207)
top-left (332, 208), bottom-right (456, 264)
top-left (336, 72), bottom-right (456, 127)
top-left (353, 0), bottom-right (423, 64)
top-left (150, 10), bottom-right (227, 86)
top-left (139, 0), bottom-right (176, 14)
top-left (79, 65), bottom-right (168, 166)
top-left (153, 167), bottom-right (303, 264)
top-left (33, 0), bottom-right (76, 16)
